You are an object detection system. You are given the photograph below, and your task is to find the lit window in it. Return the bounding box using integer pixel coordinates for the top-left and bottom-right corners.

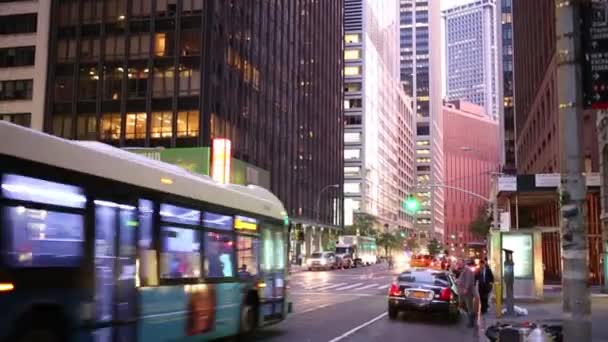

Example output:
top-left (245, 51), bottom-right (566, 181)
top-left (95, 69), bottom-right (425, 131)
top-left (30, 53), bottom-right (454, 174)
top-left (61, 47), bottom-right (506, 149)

top-left (177, 111), bottom-right (199, 137)
top-left (154, 33), bottom-right (167, 56)
top-left (416, 140), bottom-right (430, 146)
top-left (345, 82), bottom-right (362, 92)
top-left (344, 49), bottom-right (361, 60)
top-left (151, 112), bottom-right (172, 138)
top-left (344, 166), bottom-right (360, 176)
top-left (125, 113), bottom-right (147, 139)
top-left (100, 113), bottom-right (121, 140)
top-left (344, 66), bottom-right (362, 76)
top-left (344, 34), bottom-right (361, 44)
top-left (344, 149), bottom-right (360, 160)
top-left (417, 149), bottom-right (430, 155)
top-left (344, 183), bottom-right (360, 194)
top-left (344, 132), bottom-right (361, 143)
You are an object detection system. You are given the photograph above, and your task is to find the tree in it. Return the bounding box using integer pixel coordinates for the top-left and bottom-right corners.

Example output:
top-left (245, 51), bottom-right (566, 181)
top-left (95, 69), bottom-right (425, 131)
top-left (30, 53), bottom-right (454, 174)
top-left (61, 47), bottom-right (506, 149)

top-left (470, 205), bottom-right (491, 238)
top-left (427, 238), bottom-right (442, 256)
top-left (376, 232), bottom-right (405, 256)
top-left (405, 238), bottom-right (419, 252)
top-left (344, 212), bottom-right (378, 237)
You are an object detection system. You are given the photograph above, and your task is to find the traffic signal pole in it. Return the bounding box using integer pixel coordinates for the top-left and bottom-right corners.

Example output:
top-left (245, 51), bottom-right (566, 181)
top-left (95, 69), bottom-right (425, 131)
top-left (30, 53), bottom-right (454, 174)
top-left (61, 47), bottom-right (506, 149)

top-left (556, 0), bottom-right (591, 340)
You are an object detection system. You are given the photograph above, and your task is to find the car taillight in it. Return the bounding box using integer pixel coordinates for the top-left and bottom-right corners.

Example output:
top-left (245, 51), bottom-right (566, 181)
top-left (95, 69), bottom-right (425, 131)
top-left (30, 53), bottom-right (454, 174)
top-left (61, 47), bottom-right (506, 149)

top-left (439, 288), bottom-right (451, 301)
top-left (388, 283), bottom-right (401, 297)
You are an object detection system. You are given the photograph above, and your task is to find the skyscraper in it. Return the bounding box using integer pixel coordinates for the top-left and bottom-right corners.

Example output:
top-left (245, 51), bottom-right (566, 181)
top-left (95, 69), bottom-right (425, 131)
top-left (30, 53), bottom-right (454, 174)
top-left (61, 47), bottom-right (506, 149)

top-left (497, 0), bottom-right (516, 172)
top-left (444, 0), bottom-right (499, 120)
top-left (399, 0), bottom-right (444, 241)
top-left (0, 0), bottom-right (51, 130)
top-left (43, 0), bottom-right (343, 231)
top-left (343, 0), bottom-right (415, 231)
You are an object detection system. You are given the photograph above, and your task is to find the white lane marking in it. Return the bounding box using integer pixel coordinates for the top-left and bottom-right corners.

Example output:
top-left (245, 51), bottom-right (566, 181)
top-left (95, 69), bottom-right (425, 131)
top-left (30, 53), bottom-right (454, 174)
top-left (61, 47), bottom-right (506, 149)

top-left (303, 282), bottom-right (331, 290)
top-left (315, 283), bottom-right (348, 291)
top-left (327, 312), bottom-right (388, 342)
top-left (377, 284), bottom-right (389, 290)
top-left (355, 283), bottom-right (379, 291)
top-left (333, 283), bottom-right (364, 291)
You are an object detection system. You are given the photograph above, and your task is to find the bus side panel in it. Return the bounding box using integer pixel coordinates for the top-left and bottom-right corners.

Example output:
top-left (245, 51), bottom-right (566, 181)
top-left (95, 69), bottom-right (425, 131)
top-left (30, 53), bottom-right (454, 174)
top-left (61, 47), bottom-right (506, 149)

top-left (0, 288), bottom-right (84, 341)
top-left (138, 283), bottom-right (241, 342)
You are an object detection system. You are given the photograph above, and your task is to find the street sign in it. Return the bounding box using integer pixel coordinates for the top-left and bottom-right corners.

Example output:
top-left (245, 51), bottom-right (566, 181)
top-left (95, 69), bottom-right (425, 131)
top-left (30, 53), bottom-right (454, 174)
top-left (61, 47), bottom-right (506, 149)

top-left (583, 0), bottom-right (608, 109)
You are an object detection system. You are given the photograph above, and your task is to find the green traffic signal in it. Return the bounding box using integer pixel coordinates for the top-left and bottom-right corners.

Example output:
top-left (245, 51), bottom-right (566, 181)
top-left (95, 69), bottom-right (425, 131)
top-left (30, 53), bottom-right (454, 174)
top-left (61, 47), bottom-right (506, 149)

top-left (404, 196), bottom-right (420, 213)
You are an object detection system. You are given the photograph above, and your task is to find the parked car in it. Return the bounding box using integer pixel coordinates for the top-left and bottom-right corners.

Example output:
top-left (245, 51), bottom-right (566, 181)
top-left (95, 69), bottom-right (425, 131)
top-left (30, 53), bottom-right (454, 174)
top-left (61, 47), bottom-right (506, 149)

top-left (387, 269), bottom-right (460, 322)
top-left (306, 252), bottom-right (337, 271)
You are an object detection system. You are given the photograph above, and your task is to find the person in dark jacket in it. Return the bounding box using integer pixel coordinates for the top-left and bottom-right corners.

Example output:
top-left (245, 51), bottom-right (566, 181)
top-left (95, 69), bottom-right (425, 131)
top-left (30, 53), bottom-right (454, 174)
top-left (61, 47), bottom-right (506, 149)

top-left (477, 258), bottom-right (495, 314)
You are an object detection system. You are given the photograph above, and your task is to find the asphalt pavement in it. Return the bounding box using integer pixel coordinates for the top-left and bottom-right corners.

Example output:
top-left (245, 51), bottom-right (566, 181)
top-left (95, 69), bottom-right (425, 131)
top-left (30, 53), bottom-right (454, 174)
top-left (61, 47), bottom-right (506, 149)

top-left (252, 264), bottom-right (484, 342)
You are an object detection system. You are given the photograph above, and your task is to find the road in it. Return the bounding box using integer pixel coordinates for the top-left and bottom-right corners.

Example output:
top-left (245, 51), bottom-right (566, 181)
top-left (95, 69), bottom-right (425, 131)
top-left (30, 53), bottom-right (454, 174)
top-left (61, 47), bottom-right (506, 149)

top-left (252, 264), bottom-right (483, 342)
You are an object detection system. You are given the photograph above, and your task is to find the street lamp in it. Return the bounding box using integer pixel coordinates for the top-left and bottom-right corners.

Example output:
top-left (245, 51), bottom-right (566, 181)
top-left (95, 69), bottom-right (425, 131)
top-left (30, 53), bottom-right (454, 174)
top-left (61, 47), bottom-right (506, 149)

top-left (315, 184), bottom-right (340, 223)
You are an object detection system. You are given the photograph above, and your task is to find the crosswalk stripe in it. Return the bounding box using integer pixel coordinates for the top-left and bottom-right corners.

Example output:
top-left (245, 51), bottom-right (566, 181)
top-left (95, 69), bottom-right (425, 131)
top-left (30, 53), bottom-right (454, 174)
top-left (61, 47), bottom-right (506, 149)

top-left (315, 283), bottom-right (348, 291)
top-left (302, 283), bottom-right (330, 290)
top-left (333, 283), bottom-right (364, 291)
top-left (377, 284), bottom-right (389, 290)
top-left (355, 283), bottom-right (379, 291)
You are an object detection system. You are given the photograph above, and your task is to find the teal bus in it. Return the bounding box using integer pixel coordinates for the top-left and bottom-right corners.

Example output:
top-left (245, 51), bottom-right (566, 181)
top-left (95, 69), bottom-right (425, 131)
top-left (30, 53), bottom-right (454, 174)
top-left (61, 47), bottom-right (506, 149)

top-left (0, 122), bottom-right (290, 342)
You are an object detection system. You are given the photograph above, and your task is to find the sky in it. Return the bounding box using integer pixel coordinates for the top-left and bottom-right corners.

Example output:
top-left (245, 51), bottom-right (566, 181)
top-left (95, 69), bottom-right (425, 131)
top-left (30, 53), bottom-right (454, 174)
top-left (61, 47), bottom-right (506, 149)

top-left (441, 0), bottom-right (475, 11)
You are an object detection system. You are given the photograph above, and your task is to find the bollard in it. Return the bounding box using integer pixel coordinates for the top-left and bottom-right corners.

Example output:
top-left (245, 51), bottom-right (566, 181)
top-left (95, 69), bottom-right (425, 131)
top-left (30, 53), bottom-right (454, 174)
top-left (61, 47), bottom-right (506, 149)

top-left (495, 281), bottom-right (502, 318)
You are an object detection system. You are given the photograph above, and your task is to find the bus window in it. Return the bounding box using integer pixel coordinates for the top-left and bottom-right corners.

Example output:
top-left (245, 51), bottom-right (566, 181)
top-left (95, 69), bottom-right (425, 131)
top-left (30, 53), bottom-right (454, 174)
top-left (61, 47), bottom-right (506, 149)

top-left (204, 232), bottom-right (235, 278)
top-left (1, 174), bottom-right (85, 267)
top-left (160, 203), bottom-right (200, 225)
top-left (236, 236), bottom-right (259, 279)
top-left (138, 199), bottom-right (153, 248)
top-left (203, 211), bottom-right (233, 230)
top-left (274, 230), bottom-right (285, 270)
top-left (138, 199), bottom-right (157, 286)
top-left (160, 227), bottom-right (201, 279)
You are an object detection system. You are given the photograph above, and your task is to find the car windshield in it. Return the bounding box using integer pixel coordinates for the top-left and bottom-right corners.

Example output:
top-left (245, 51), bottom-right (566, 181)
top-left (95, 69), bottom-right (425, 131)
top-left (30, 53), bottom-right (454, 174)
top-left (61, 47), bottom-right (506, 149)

top-left (398, 271), bottom-right (450, 286)
top-left (336, 247), bottom-right (351, 254)
top-left (311, 253), bottom-right (323, 258)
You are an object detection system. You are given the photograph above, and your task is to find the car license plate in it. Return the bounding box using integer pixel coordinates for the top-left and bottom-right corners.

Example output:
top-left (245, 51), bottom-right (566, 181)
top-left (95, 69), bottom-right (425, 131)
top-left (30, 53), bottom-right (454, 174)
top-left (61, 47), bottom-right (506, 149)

top-left (409, 291), bottom-right (428, 299)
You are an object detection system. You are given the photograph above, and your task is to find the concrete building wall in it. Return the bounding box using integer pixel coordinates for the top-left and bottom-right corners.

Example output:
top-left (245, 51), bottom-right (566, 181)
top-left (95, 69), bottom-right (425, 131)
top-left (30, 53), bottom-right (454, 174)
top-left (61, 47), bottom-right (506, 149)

top-left (443, 100), bottom-right (499, 257)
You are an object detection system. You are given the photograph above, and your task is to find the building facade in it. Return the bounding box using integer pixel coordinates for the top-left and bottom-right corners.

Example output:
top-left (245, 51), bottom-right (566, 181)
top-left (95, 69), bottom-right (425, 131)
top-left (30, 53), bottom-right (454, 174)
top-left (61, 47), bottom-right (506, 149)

top-left (444, 0), bottom-right (499, 120)
top-left (343, 0), bottom-right (416, 231)
top-left (399, 0), bottom-right (444, 241)
top-left (0, 0), bottom-right (51, 130)
top-left (43, 0), bottom-right (344, 255)
top-left (512, 0), bottom-right (601, 283)
top-left (497, 0), bottom-right (516, 172)
top-left (443, 100), bottom-right (499, 257)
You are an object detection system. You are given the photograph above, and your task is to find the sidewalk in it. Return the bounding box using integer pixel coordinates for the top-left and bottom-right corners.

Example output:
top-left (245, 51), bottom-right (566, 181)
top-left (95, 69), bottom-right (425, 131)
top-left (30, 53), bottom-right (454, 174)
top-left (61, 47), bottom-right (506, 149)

top-left (477, 291), bottom-right (608, 341)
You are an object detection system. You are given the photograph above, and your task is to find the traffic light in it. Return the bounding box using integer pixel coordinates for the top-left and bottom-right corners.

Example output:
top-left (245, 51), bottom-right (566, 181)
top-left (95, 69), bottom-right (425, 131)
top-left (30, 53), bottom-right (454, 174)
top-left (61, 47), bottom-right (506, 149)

top-left (404, 196), bottom-right (420, 214)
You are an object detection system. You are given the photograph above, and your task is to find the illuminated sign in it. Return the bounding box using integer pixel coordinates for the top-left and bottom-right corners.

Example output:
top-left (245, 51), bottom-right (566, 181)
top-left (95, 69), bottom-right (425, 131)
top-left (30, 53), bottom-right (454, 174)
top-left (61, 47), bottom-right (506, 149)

top-left (234, 215), bottom-right (257, 231)
top-left (212, 138), bottom-right (231, 184)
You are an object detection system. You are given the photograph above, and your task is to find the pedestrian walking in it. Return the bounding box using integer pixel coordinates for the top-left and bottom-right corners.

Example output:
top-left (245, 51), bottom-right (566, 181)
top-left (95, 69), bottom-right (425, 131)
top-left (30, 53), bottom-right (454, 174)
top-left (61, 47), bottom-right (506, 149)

top-left (477, 258), bottom-right (494, 314)
top-left (457, 259), bottom-right (477, 328)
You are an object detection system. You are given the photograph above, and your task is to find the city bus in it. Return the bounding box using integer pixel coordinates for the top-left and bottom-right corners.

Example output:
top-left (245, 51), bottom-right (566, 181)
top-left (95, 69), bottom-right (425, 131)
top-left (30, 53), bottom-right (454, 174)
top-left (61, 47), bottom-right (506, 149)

top-left (0, 122), bottom-right (290, 342)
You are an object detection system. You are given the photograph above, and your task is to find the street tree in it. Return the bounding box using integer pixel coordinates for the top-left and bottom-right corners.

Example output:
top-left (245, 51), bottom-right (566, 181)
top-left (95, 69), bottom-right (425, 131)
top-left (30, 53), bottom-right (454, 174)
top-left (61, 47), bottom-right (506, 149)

top-left (344, 212), bottom-right (378, 237)
top-left (470, 205), bottom-right (491, 238)
top-left (376, 232), bottom-right (404, 257)
top-left (405, 237), bottom-right (419, 252)
top-left (427, 238), bottom-right (442, 256)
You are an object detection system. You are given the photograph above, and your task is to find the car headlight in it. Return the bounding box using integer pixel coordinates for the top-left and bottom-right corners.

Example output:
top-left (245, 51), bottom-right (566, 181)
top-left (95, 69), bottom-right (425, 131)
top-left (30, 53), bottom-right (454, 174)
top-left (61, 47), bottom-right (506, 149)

top-left (320, 260), bottom-right (327, 265)
top-left (307, 259), bottom-right (312, 265)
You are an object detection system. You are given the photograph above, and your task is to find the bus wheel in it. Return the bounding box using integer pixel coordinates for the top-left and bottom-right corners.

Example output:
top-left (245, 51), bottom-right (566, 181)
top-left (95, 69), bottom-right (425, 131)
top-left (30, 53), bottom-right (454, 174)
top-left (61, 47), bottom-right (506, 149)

top-left (15, 317), bottom-right (65, 342)
top-left (239, 303), bottom-right (258, 337)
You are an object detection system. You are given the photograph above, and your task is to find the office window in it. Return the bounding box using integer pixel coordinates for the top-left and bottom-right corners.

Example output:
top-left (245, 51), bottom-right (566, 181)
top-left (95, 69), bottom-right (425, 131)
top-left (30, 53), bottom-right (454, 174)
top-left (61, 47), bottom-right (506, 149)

top-left (76, 114), bottom-right (97, 139)
top-left (79, 67), bottom-right (99, 100)
top-left (344, 66), bottom-right (361, 76)
top-left (57, 39), bottom-right (77, 62)
top-left (57, 2), bottom-right (78, 27)
top-left (0, 79), bottom-right (33, 100)
top-left (105, 36), bottom-right (126, 60)
top-left (0, 13), bottom-right (37, 34)
top-left (127, 67), bottom-right (148, 98)
top-left (151, 112), bottom-right (173, 138)
top-left (344, 34), bottom-right (361, 44)
top-left (344, 49), bottom-right (361, 60)
top-left (82, 0), bottom-right (103, 23)
top-left (344, 132), bottom-right (361, 143)
top-left (182, 0), bottom-right (203, 14)
top-left (177, 111), bottom-right (199, 137)
top-left (52, 115), bottom-right (73, 138)
top-left (344, 149), bottom-right (360, 160)
top-left (130, 34), bottom-right (151, 58)
top-left (0, 113), bottom-right (31, 127)
top-left (156, 0), bottom-right (178, 16)
top-left (0, 46), bottom-right (35, 68)
top-left (344, 183), bottom-right (360, 194)
top-left (345, 82), bottom-right (361, 92)
top-left (344, 99), bottom-right (362, 109)
top-left (131, 0), bottom-right (152, 18)
top-left (104, 0), bottom-right (127, 22)
top-left (103, 67), bottom-right (123, 100)
top-left (180, 30), bottom-right (201, 56)
top-left (80, 38), bottom-right (100, 62)
top-left (154, 32), bottom-right (174, 57)
top-left (153, 67), bottom-right (174, 97)
top-left (100, 113), bottom-right (121, 140)
top-left (125, 113), bottom-right (147, 139)
top-left (344, 166), bottom-right (361, 177)
top-left (54, 77), bottom-right (73, 101)
top-left (178, 64), bottom-right (201, 96)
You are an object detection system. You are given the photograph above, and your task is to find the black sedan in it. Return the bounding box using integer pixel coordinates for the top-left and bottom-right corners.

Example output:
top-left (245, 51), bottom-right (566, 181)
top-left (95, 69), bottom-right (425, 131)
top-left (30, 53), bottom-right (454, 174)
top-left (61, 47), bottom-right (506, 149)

top-left (387, 268), bottom-right (460, 321)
